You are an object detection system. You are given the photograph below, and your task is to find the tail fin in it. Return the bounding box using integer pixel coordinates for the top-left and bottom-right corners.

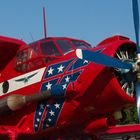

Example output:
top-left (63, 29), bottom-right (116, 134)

top-left (0, 36), bottom-right (26, 71)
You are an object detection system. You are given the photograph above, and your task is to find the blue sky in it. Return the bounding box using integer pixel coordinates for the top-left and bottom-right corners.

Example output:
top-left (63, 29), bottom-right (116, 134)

top-left (0, 0), bottom-right (139, 46)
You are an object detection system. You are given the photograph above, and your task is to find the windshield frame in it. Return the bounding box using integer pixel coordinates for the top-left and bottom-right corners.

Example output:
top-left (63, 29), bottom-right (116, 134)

top-left (56, 39), bottom-right (75, 55)
top-left (71, 39), bottom-right (92, 49)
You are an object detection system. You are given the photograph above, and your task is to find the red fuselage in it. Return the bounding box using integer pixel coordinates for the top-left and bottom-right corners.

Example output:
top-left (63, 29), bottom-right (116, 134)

top-left (0, 35), bottom-right (136, 139)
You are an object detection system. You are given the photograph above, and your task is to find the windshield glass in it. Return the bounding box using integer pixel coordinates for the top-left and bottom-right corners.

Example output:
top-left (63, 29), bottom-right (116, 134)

top-left (16, 49), bottom-right (29, 64)
top-left (40, 41), bottom-right (61, 56)
top-left (72, 40), bottom-right (91, 49)
top-left (56, 40), bottom-right (74, 55)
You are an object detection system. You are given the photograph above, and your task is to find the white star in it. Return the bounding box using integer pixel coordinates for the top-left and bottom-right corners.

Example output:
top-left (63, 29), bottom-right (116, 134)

top-left (46, 82), bottom-right (52, 90)
top-left (65, 76), bottom-right (70, 82)
top-left (57, 65), bottom-right (65, 73)
top-left (83, 60), bottom-right (88, 64)
top-left (39, 112), bottom-right (42, 116)
top-left (49, 110), bottom-right (55, 116)
top-left (48, 67), bottom-right (54, 75)
top-left (36, 118), bottom-right (40, 122)
top-left (40, 104), bottom-right (44, 109)
top-left (54, 103), bottom-right (60, 109)
top-left (62, 84), bottom-right (67, 89)
top-left (48, 118), bottom-right (51, 122)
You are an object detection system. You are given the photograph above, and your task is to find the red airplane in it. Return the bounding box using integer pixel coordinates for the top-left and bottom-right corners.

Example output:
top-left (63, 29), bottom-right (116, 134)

top-left (1, 1), bottom-right (140, 140)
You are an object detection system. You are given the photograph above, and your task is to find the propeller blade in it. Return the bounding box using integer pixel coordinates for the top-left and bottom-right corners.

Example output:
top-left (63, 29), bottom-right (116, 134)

top-left (136, 82), bottom-right (140, 122)
top-left (132, 0), bottom-right (140, 52)
top-left (76, 49), bottom-right (133, 70)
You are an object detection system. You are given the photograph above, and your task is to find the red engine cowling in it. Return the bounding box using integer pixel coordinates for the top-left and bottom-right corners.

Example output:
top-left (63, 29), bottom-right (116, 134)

top-left (73, 35), bottom-right (136, 119)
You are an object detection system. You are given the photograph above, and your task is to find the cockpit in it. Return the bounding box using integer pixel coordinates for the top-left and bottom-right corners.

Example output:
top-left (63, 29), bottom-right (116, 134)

top-left (15, 38), bottom-right (91, 72)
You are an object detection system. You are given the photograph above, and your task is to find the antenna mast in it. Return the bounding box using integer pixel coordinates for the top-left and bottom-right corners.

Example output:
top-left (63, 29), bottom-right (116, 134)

top-left (43, 7), bottom-right (47, 38)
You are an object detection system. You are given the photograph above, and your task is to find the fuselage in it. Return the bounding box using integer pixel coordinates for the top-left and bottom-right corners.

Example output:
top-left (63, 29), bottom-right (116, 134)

top-left (0, 35), bottom-right (136, 139)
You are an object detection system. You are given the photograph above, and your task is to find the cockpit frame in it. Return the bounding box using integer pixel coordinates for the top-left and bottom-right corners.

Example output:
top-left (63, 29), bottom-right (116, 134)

top-left (15, 37), bottom-right (91, 72)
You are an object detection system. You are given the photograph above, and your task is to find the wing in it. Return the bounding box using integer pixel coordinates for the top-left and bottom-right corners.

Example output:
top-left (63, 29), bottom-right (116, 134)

top-left (84, 117), bottom-right (140, 139)
top-left (99, 124), bottom-right (140, 140)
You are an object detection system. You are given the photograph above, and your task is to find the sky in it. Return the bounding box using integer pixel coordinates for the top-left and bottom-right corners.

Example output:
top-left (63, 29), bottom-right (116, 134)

top-left (0, 0), bottom-right (139, 46)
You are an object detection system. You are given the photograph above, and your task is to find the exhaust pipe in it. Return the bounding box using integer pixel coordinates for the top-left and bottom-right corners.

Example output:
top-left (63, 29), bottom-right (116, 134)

top-left (0, 84), bottom-right (65, 115)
